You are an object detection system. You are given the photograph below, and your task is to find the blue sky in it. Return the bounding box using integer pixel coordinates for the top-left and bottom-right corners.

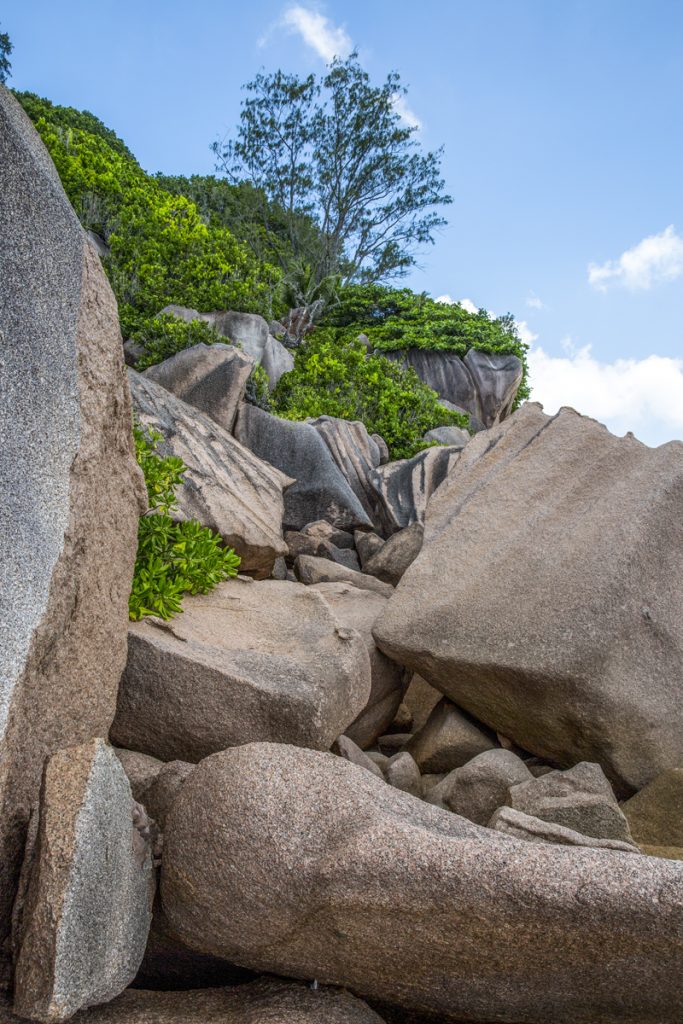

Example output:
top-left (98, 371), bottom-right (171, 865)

top-left (4, 0), bottom-right (683, 444)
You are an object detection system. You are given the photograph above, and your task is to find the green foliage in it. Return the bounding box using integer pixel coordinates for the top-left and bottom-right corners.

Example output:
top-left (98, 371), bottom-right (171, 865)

top-left (134, 314), bottom-right (220, 370)
top-left (245, 362), bottom-right (272, 411)
top-left (214, 54), bottom-right (451, 305)
top-left (0, 24), bottom-right (12, 84)
top-left (272, 330), bottom-right (469, 460)
top-left (323, 284), bottom-right (530, 403)
top-left (15, 93), bottom-right (282, 338)
top-left (130, 425), bottom-right (240, 621)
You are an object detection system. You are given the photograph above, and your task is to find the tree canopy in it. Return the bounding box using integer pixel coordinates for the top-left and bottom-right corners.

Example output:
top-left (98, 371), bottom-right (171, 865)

top-left (0, 24), bottom-right (12, 84)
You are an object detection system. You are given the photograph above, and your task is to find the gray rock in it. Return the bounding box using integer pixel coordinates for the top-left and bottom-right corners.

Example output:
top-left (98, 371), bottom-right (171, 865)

top-left (377, 733), bottom-right (413, 756)
top-left (271, 556), bottom-right (288, 580)
top-left (464, 348), bottom-right (523, 428)
top-left (286, 532), bottom-right (360, 571)
top-left (371, 434), bottom-right (390, 464)
top-left (85, 230), bottom-right (110, 261)
top-left (438, 400), bottom-right (485, 433)
top-left (142, 343), bottom-right (253, 433)
top-left (13, 740), bottom-right (155, 1021)
top-left (402, 675), bottom-right (442, 734)
top-left (0, 88), bottom-right (145, 966)
top-left (489, 806), bottom-right (640, 853)
top-left (129, 371), bottom-right (290, 578)
top-left (369, 446), bottom-right (461, 535)
top-left (331, 735), bottom-right (384, 779)
top-left (162, 742), bottom-right (683, 1024)
top-left (114, 749), bottom-right (164, 805)
top-left (427, 749), bottom-right (533, 824)
top-left (309, 583), bottom-right (408, 750)
top-left (363, 523), bottom-right (424, 586)
top-left (261, 335), bottom-right (294, 389)
top-left (143, 761), bottom-right (195, 832)
top-left (268, 319), bottom-right (286, 338)
top-left (622, 768), bottom-right (683, 850)
top-left (123, 337), bottom-right (146, 367)
top-left (507, 762), bottom-right (636, 844)
top-left (422, 425), bottom-right (471, 447)
top-left (295, 556), bottom-right (394, 597)
top-left (303, 520), bottom-right (355, 548)
top-left (310, 417), bottom-right (383, 528)
top-left (111, 578), bottom-right (371, 762)
top-left (384, 751), bottom-right (422, 797)
top-left (374, 403), bottom-right (683, 795)
top-left (406, 698), bottom-right (497, 774)
top-left (158, 304), bottom-right (205, 324)
top-left (207, 311), bottom-right (270, 363)
top-left (355, 531), bottom-right (385, 569)
top-left (234, 404), bottom-right (373, 532)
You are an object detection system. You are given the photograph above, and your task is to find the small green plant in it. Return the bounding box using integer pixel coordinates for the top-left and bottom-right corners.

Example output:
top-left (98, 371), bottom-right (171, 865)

top-left (245, 361), bottom-right (272, 410)
top-left (130, 424), bottom-right (240, 620)
top-left (134, 314), bottom-right (221, 370)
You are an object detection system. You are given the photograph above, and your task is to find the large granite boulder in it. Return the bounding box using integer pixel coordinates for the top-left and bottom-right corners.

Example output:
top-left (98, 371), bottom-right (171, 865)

top-left (363, 524), bottom-right (424, 586)
top-left (309, 417), bottom-right (383, 528)
top-left (129, 371), bottom-right (290, 578)
top-left (111, 578), bottom-right (371, 761)
top-left (309, 583), bottom-right (408, 750)
top-left (622, 768), bottom-right (683, 851)
top-left (374, 403), bottom-right (683, 794)
top-left (13, 740), bottom-right (155, 1021)
top-left (162, 742), bottom-right (683, 1024)
top-left (0, 87), bottom-right (145, 972)
top-left (235, 404), bottom-right (373, 531)
top-left (294, 556), bottom-right (393, 597)
top-left (261, 334), bottom-right (294, 389)
top-left (489, 807), bottom-right (639, 853)
top-left (427, 749), bottom-right (532, 824)
top-left (142, 343), bottom-right (253, 432)
top-left (384, 348), bottom-right (522, 429)
top-left (369, 446), bottom-right (461, 535)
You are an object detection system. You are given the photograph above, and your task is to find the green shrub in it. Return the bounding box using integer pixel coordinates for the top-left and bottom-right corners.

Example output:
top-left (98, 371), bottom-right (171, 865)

top-left (245, 361), bottom-right (272, 411)
top-left (323, 284), bottom-right (530, 403)
top-left (134, 315), bottom-right (220, 370)
top-left (272, 329), bottom-right (469, 460)
top-left (130, 425), bottom-right (240, 621)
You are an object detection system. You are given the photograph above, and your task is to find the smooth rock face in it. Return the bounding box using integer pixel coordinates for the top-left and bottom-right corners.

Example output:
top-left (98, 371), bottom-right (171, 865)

top-left (374, 403), bottom-right (683, 794)
top-left (309, 583), bottom-right (408, 750)
top-left (363, 524), bottom-right (424, 587)
top-left (355, 532), bottom-right (385, 570)
top-left (489, 807), bottom-right (639, 853)
top-left (129, 372), bottom-right (290, 578)
top-left (310, 417), bottom-right (383, 528)
top-left (295, 556), bottom-right (394, 597)
top-left (369, 446), bottom-right (460, 535)
top-left (384, 752), bottom-right (421, 797)
top-left (428, 749), bottom-right (533, 825)
top-left (261, 335), bottom-right (294, 390)
top-left (162, 742), bottom-right (683, 1024)
top-left (111, 579), bottom-right (371, 762)
top-left (331, 735), bottom-right (384, 779)
top-left (142, 343), bottom-right (253, 433)
top-left (0, 87), bottom-right (144, 964)
top-left (403, 676), bottom-right (442, 734)
top-left (406, 698), bottom-right (497, 774)
top-left (3, 982), bottom-right (387, 1024)
top-left (422, 426), bottom-right (470, 447)
top-left (208, 311), bottom-right (270, 363)
top-left (114, 750), bottom-right (164, 805)
top-left (13, 740), bottom-right (155, 1022)
top-left (235, 405), bottom-right (373, 532)
top-left (143, 761), bottom-right (195, 832)
top-left (507, 762), bottom-right (635, 844)
top-left (622, 768), bottom-right (683, 848)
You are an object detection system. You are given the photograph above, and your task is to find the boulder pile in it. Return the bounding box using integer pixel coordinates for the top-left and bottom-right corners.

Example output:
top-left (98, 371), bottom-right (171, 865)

top-left (1, 84), bottom-right (682, 1024)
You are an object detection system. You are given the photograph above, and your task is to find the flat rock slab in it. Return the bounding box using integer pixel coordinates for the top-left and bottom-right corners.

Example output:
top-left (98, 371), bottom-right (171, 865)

top-left (129, 371), bottom-right (291, 578)
top-left (0, 88), bottom-right (144, 963)
top-left (111, 578), bottom-right (371, 761)
top-left (374, 403), bottom-right (683, 795)
top-left (1, 981), bottom-right (385, 1024)
top-left (161, 742), bottom-right (683, 1024)
top-left (13, 740), bottom-right (155, 1022)
top-left (489, 807), bottom-right (639, 853)
top-left (295, 556), bottom-right (394, 598)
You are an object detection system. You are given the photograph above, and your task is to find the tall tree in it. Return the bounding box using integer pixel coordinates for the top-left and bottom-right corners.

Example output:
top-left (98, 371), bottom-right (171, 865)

top-left (0, 25), bottom-right (12, 84)
top-left (213, 54), bottom-right (451, 308)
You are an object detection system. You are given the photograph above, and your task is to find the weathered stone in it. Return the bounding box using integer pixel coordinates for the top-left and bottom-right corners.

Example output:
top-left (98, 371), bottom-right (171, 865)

top-left (207, 311), bottom-right (270, 363)
top-left (295, 556), bottom-right (394, 597)
top-left (286, 532), bottom-right (360, 572)
top-left (365, 752), bottom-right (389, 773)
top-left (310, 417), bottom-right (383, 527)
top-left (114, 749), bottom-right (164, 805)
top-left (271, 556), bottom-right (288, 580)
top-left (371, 434), bottom-right (390, 465)
top-left (377, 734), bottom-right (412, 756)
top-left (0, 88), bottom-right (145, 969)
top-left (162, 742), bottom-right (683, 1024)
top-left (123, 338), bottom-right (146, 367)
top-left (143, 761), bottom-right (195, 832)
top-left (363, 524), bottom-right (423, 586)
top-left (384, 752), bottom-right (421, 797)
top-left (235, 405), bottom-right (373, 531)
top-left (303, 521), bottom-right (355, 549)
top-left (355, 531), bottom-right (385, 569)
top-left (111, 579), bottom-right (370, 762)
top-left (402, 676), bottom-right (442, 734)
top-left (1, 982), bottom-right (386, 1024)
top-left (332, 735), bottom-right (384, 779)
top-left (389, 703), bottom-right (413, 733)
top-left (422, 425), bottom-right (470, 447)
top-left (261, 335), bottom-right (294, 389)
top-left (129, 371), bottom-right (290, 578)
top-left (309, 583), bottom-right (407, 750)
top-left (142, 343), bottom-right (253, 433)
top-left (406, 698), bottom-right (496, 775)
top-left (85, 230), bottom-right (110, 261)
top-left (622, 768), bottom-right (683, 849)
top-left (489, 807), bottom-right (639, 853)
top-left (374, 403), bottom-right (683, 794)
top-left (13, 740), bottom-right (155, 1021)
top-left (507, 762), bottom-right (636, 845)
top-left (427, 749), bottom-right (532, 824)
top-left (369, 446), bottom-right (460, 535)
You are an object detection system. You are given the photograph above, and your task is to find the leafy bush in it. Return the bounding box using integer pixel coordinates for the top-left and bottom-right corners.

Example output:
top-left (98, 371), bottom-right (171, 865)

top-left (15, 93), bottom-right (283, 338)
top-left (324, 284), bottom-right (530, 403)
top-left (130, 425), bottom-right (240, 620)
top-left (134, 314), bottom-right (220, 370)
top-left (245, 362), bottom-right (272, 411)
top-left (272, 330), bottom-right (469, 460)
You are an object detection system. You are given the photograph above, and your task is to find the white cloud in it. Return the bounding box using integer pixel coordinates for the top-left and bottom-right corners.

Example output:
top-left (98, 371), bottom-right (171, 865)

top-left (458, 297), bottom-right (479, 314)
top-left (528, 342), bottom-right (683, 446)
top-left (281, 6), bottom-right (352, 62)
top-left (391, 93), bottom-right (422, 131)
top-left (526, 292), bottom-right (545, 310)
top-left (588, 225), bottom-right (683, 291)
top-left (515, 320), bottom-right (538, 346)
